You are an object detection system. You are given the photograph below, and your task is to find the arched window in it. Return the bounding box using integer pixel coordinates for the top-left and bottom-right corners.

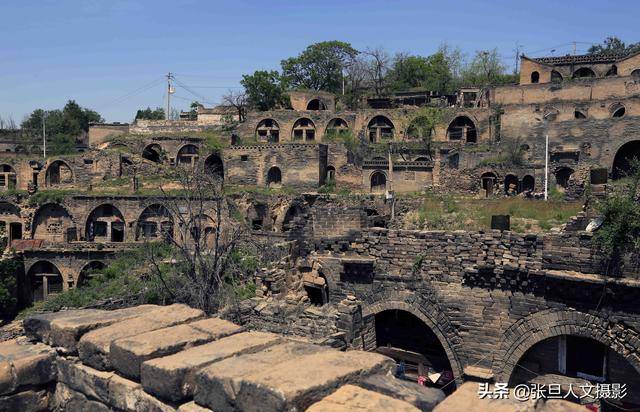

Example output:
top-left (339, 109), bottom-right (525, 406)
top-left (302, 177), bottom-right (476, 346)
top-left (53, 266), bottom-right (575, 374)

top-left (574, 110), bottom-right (586, 119)
top-left (572, 67), bottom-right (596, 79)
top-left (136, 204), bottom-right (173, 241)
top-left (606, 65), bottom-right (618, 77)
top-left (142, 144), bottom-right (163, 163)
top-left (370, 171), bottom-right (387, 192)
top-left (256, 119), bottom-right (280, 143)
top-left (266, 166), bottom-right (282, 187)
top-left (291, 118), bottom-right (316, 141)
top-left (204, 153), bottom-right (224, 180)
top-left (530, 71), bottom-right (540, 83)
top-left (325, 118), bottom-right (349, 138)
top-left (0, 164), bottom-right (17, 191)
top-left (86, 204), bottom-right (125, 242)
top-left (28, 261), bottom-right (63, 302)
top-left (45, 160), bottom-right (73, 187)
top-left (367, 116), bottom-right (394, 143)
top-left (447, 116), bottom-right (477, 143)
top-left (550, 70), bottom-right (563, 83)
top-left (177, 144), bottom-right (199, 167)
top-left (32, 203), bottom-right (75, 242)
top-left (632, 69), bottom-right (640, 78)
top-left (306, 99), bottom-right (327, 110)
top-left (504, 174), bottom-right (519, 195)
top-left (611, 103), bottom-right (626, 118)
top-left (521, 175), bottom-right (535, 192)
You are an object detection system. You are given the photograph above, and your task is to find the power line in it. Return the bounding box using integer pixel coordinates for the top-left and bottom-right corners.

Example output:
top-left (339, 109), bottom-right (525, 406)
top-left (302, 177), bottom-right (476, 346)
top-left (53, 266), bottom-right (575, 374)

top-left (95, 77), bottom-right (165, 110)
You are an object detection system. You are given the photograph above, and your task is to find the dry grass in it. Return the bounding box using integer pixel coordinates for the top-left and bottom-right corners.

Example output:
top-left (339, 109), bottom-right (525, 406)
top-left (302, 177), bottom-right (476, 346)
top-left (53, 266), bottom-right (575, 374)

top-left (402, 194), bottom-right (582, 233)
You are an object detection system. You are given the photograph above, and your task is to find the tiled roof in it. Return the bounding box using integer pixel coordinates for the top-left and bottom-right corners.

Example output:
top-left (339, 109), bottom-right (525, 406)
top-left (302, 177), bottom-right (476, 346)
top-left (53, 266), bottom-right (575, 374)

top-left (528, 53), bottom-right (631, 65)
top-left (11, 239), bottom-right (44, 250)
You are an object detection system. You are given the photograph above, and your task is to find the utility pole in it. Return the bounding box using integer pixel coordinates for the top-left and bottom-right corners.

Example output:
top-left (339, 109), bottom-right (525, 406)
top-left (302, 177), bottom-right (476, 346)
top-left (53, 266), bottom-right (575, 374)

top-left (166, 72), bottom-right (174, 121)
top-left (514, 43), bottom-right (523, 73)
top-left (572, 41), bottom-right (577, 55)
top-left (544, 131), bottom-right (549, 201)
top-left (42, 111), bottom-right (46, 159)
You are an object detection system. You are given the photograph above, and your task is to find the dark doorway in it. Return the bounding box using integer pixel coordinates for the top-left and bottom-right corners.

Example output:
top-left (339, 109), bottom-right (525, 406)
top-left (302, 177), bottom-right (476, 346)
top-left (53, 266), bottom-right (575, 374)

top-left (612, 140), bottom-right (640, 180)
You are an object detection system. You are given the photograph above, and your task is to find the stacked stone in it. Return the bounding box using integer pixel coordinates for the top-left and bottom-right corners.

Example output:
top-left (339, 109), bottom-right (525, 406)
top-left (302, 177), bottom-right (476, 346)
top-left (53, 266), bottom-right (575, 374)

top-left (3, 304), bottom-right (446, 411)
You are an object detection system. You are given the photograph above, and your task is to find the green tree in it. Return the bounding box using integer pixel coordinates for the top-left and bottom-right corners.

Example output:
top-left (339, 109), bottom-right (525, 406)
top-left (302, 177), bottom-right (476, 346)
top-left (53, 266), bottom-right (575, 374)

top-left (135, 107), bottom-right (165, 120)
top-left (461, 49), bottom-right (517, 87)
top-left (240, 70), bottom-right (286, 111)
top-left (0, 260), bottom-right (19, 316)
top-left (21, 100), bottom-right (103, 156)
top-left (588, 36), bottom-right (640, 55)
top-left (281, 41), bottom-right (358, 93)
top-left (594, 159), bottom-right (640, 276)
top-left (387, 52), bottom-right (453, 93)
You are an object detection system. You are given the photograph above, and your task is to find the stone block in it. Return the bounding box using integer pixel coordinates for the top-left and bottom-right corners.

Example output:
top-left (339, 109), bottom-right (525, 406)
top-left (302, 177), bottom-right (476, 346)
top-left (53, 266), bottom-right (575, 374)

top-left (358, 373), bottom-right (445, 411)
top-left (48, 305), bottom-right (157, 353)
top-left (141, 331), bottom-right (281, 402)
top-left (57, 357), bottom-right (175, 412)
top-left (306, 384), bottom-right (420, 412)
top-left (194, 341), bottom-right (328, 411)
top-left (178, 401), bottom-right (213, 411)
top-left (52, 383), bottom-right (110, 412)
top-left (200, 349), bottom-right (393, 411)
top-left (0, 339), bottom-right (57, 395)
top-left (0, 388), bottom-right (50, 412)
top-left (78, 304), bottom-right (204, 370)
top-left (24, 309), bottom-right (101, 343)
top-left (111, 317), bottom-right (243, 379)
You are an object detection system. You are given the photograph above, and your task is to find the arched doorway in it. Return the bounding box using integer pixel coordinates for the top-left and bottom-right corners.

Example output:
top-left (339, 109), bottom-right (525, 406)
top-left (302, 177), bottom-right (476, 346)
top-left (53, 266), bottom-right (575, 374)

top-left (177, 144), bottom-right (199, 167)
top-left (530, 71), bottom-right (540, 83)
top-left (555, 167), bottom-right (574, 189)
top-left (606, 65), bottom-right (618, 77)
top-left (291, 118), bottom-right (316, 141)
top-left (447, 116), bottom-right (477, 143)
top-left (136, 204), bottom-right (173, 241)
top-left (551, 70), bottom-right (563, 83)
top-left (45, 160), bottom-right (73, 187)
top-left (204, 153), bottom-right (224, 180)
top-left (504, 174), bottom-right (519, 195)
top-left (370, 171), bottom-right (387, 192)
top-left (367, 116), bottom-right (394, 143)
top-left (32, 203), bottom-right (75, 242)
top-left (306, 99), bottom-right (327, 110)
top-left (86, 204), bottom-right (125, 242)
top-left (256, 119), bottom-right (280, 142)
top-left (282, 204), bottom-right (304, 232)
top-left (374, 310), bottom-right (455, 391)
top-left (612, 140), bottom-right (640, 180)
top-left (521, 175), bottom-right (535, 192)
top-left (266, 166), bottom-right (282, 187)
top-left (480, 172), bottom-right (497, 197)
top-left (187, 214), bottom-right (216, 248)
top-left (572, 67), bottom-right (596, 79)
top-left (0, 164), bottom-right (17, 191)
top-left (77, 261), bottom-right (106, 288)
top-left (28, 261), bottom-right (63, 302)
top-left (142, 144), bottom-right (163, 163)
top-left (326, 165), bottom-right (336, 182)
top-left (509, 335), bottom-right (640, 407)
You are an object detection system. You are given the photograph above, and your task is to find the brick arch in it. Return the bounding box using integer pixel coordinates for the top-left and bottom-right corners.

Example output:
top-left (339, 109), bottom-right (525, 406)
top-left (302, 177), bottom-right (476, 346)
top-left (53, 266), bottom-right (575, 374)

top-left (495, 309), bottom-right (640, 383)
top-left (31, 202), bottom-right (77, 240)
top-left (361, 298), bottom-right (464, 382)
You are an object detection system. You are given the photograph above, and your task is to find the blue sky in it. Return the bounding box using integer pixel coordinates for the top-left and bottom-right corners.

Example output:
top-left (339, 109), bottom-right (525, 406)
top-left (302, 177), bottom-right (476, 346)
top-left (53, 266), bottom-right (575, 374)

top-left (1, 0), bottom-right (637, 123)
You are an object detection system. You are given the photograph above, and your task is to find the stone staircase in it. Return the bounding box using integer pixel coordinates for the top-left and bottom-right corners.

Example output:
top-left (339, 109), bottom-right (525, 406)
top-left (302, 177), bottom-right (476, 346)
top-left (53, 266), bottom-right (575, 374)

top-left (1, 304), bottom-right (444, 411)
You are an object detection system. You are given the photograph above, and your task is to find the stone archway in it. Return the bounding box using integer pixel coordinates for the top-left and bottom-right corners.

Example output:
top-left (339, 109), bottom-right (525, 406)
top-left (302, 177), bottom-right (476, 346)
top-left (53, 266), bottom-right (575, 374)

top-left (361, 300), bottom-right (463, 385)
top-left (27, 260), bottom-right (63, 303)
top-left (45, 160), bottom-right (74, 187)
top-left (495, 309), bottom-right (640, 383)
top-left (204, 153), bottom-right (224, 180)
top-left (142, 144), bottom-right (163, 163)
top-left (612, 140), bottom-right (640, 180)
top-left (32, 203), bottom-right (76, 242)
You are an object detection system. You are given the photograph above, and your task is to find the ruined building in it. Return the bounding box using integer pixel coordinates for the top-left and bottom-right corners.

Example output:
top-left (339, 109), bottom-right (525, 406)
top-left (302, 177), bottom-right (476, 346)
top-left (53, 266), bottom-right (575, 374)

top-left (1, 52), bottom-right (640, 409)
